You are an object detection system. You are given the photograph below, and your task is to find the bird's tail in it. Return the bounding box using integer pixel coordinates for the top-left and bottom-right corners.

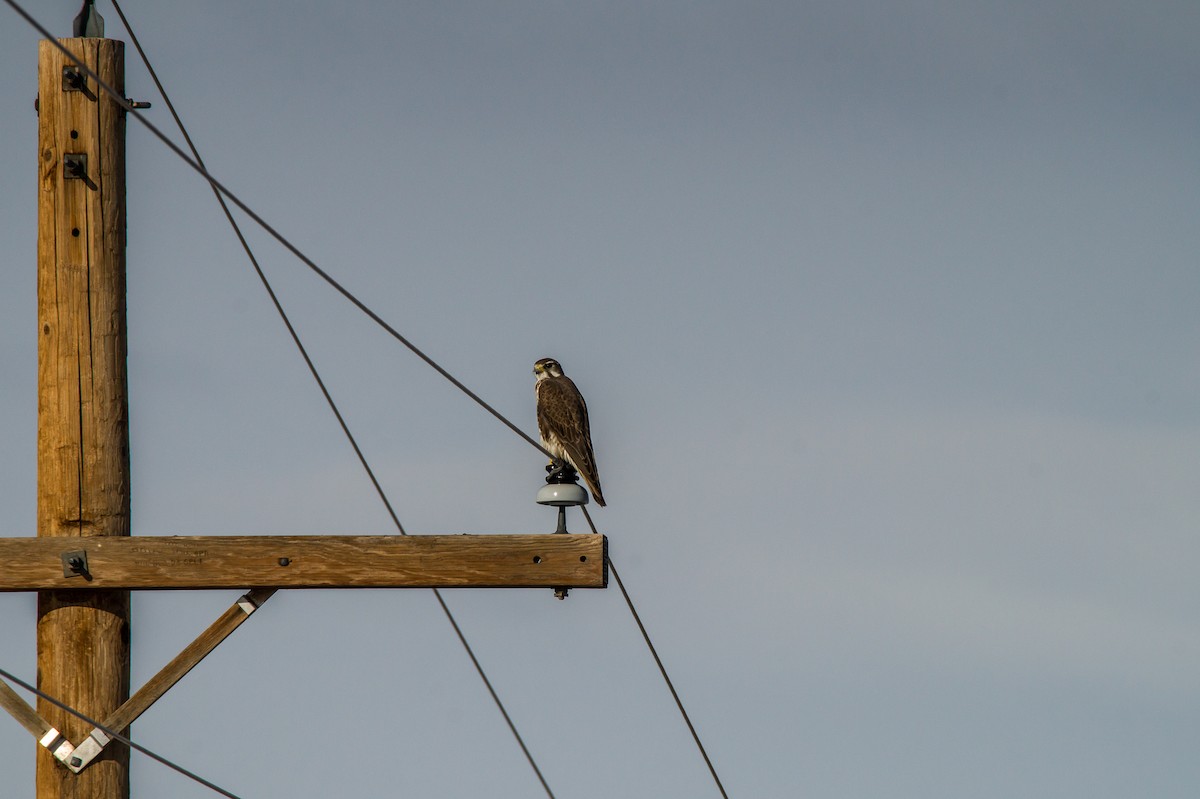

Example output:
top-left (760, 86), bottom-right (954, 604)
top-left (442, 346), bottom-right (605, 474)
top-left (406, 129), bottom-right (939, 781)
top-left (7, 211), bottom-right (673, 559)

top-left (584, 476), bottom-right (605, 507)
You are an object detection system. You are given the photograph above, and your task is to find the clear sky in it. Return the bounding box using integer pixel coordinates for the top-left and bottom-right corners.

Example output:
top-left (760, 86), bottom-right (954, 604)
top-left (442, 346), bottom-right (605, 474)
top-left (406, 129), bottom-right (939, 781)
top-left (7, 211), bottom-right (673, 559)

top-left (2, 1), bottom-right (1198, 797)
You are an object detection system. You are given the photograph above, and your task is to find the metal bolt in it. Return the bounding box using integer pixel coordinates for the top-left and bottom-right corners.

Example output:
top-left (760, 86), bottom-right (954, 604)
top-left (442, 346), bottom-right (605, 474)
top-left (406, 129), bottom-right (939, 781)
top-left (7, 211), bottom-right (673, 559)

top-left (63, 153), bottom-right (87, 180)
top-left (62, 66), bottom-right (84, 91)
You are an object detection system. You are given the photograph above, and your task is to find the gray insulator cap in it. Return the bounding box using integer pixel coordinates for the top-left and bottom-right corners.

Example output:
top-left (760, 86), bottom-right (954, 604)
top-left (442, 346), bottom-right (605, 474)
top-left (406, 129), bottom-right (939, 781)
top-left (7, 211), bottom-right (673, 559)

top-left (536, 482), bottom-right (588, 507)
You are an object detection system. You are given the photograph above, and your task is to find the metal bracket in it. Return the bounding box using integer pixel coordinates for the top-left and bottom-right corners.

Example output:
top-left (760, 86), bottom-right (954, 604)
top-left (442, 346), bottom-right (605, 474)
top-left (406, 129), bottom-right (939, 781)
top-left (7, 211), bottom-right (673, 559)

top-left (61, 65), bottom-right (84, 92)
top-left (41, 727), bottom-right (78, 765)
top-left (61, 549), bottom-right (90, 578)
top-left (63, 153), bottom-right (88, 181)
top-left (65, 728), bottom-right (109, 773)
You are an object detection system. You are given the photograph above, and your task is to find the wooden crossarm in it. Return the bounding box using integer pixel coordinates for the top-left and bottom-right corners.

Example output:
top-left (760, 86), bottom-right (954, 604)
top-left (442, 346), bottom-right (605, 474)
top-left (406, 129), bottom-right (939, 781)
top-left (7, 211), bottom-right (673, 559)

top-left (0, 535), bottom-right (607, 591)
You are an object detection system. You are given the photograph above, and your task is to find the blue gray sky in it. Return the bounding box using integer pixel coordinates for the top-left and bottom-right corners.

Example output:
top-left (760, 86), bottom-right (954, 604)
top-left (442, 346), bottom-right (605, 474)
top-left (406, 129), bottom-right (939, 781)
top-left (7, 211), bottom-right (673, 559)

top-left (2, 2), bottom-right (1198, 797)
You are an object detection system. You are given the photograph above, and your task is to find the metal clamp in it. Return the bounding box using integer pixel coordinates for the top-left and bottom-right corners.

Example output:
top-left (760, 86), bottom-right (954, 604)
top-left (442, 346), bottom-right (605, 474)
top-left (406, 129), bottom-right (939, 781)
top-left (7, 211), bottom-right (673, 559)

top-left (65, 728), bottom-right (109, 773)
top-left (61, 65), bottom-right (84, 92)
top-left (61, 549), bottom-right (90, 579)
top-left (39, 727), bottom-right (77, 766)
top-left (63, 153), bottom-right (87, 181)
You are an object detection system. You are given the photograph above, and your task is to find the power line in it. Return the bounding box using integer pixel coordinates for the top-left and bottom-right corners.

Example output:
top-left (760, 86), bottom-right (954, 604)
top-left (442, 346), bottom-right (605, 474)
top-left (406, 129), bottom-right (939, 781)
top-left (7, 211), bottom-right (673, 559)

top-left (4, 4), bottom-right (728, 795)
top-left (107, 0), bottom-right (409, 539)
top-left (3, 0), bottom-right (551, 463)
top-left (103, 3), bottom-right (556, 796)
top-left (582, 508), bottom-right (731, 799)
top-left (0, 666), bottom-right (244, 799)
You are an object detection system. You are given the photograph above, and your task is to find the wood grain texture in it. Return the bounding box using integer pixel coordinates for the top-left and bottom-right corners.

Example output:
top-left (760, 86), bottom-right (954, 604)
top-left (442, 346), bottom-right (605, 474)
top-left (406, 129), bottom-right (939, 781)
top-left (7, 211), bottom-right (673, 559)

top-left (0, 678), bottom-right (52, 740)
top-left (0, 535), bottom-right (609, 590)
top-left (99, 590), bottom-right (276, 736)
top-left (36, 37), bottom-right (130, 799)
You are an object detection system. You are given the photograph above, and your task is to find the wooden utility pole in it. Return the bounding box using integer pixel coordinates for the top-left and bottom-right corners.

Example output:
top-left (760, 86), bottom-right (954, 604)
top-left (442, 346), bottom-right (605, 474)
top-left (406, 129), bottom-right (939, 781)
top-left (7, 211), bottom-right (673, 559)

top-left (3, 30), bottom-right (605, 799)
top-left (35, 35), bottom-right (131, 799)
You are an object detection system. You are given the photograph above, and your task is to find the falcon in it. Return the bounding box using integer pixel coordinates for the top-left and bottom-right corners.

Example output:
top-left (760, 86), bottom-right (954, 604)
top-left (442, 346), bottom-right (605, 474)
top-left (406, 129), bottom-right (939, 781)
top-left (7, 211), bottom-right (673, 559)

top-left (533, 357), bottom-right (605, 506)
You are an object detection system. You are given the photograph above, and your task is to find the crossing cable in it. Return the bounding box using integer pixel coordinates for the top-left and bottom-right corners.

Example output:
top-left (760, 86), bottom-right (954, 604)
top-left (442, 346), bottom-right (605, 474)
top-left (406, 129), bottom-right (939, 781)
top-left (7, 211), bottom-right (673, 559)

top-left (581, 508), bottom-right (731, 799)
top-left (100, 3), bottom-right (556, 796)
top-left (105, 0), bottom-right (409, 540)
top-left (0, 665), bottom-right (244, 799)
top-left (3, 0), bottom-right (552, 463)
top-left (5, 4), bottom-right (724, 795)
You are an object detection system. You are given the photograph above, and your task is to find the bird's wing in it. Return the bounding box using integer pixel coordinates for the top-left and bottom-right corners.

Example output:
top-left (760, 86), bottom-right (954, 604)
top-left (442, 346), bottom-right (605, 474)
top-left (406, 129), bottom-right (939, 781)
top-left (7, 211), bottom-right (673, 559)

top-left (538, 377), bottom-right (605, 506)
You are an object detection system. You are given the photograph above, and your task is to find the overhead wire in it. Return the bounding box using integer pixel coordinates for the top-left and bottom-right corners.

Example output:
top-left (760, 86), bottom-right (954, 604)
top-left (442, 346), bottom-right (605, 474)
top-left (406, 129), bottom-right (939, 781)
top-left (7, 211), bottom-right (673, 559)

top-left (582, 508), bottom-right (732, 798)
top-left (106, 0), bottom-right (409, 540)
top-left (102, 2), bottom-right (555, 796)
top-left (2, 0), bottom-right (552, 462)
top-left (0, 665), bottom-right (244, 799)
top-left (3, 1), bottom-right (729, 795)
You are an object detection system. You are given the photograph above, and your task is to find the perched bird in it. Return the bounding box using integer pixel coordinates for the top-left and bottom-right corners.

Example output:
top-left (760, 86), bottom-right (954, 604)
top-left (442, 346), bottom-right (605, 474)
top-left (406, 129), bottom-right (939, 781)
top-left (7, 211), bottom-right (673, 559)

top-left (73, 0), bottom-right (104, 38)
top-left (533, 357), bottom-right (605, 506)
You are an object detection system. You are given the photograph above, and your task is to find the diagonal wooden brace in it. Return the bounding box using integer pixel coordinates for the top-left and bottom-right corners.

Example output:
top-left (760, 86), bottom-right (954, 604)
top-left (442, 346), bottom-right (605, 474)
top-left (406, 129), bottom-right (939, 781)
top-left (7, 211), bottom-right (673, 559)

top-left (66, 587), bottom-right (276, 772)
top-left (0, 588), bottom-right (275, 773)
top-left (0, 678), bottom-right (76, 766)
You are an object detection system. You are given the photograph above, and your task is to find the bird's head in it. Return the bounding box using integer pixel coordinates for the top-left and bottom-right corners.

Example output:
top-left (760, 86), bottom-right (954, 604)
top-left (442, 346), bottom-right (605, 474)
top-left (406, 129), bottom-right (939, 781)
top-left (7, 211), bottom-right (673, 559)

top-left (533, 357), bottom-right (563, 380)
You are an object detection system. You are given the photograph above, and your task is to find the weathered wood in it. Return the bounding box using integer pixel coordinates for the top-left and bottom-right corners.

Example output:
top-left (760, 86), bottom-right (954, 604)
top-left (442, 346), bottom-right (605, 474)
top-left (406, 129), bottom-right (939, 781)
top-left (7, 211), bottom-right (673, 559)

top-left (0, 677), bottom-right (80, 766)
top-left (49, 589), bottom-right (278, 773)
top-left (1, 590), bottom-right (277, 774)
top-left (0, 678), bottom-right (52, 741)
top-left (0, 534), bottom-right (608, 590)
top-left (18, 34), bottom-right (614, 799)
top-left (36, 37), bottom-right (130, 799)
top-left (101, 589), bottom-right (276, 736)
